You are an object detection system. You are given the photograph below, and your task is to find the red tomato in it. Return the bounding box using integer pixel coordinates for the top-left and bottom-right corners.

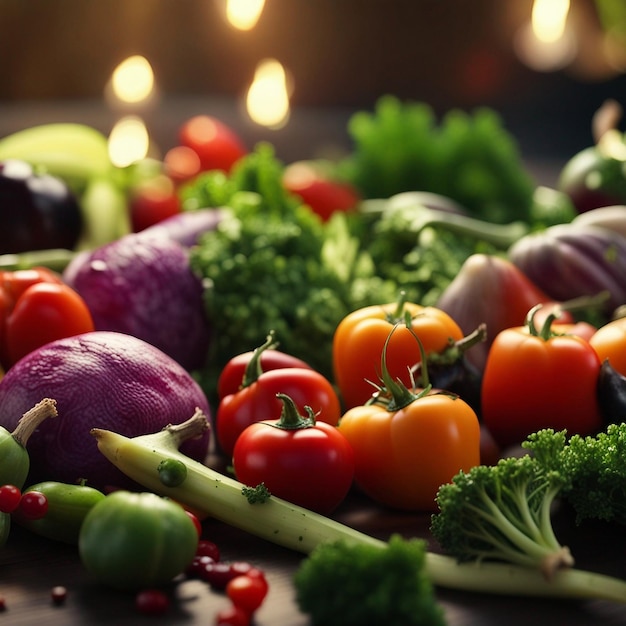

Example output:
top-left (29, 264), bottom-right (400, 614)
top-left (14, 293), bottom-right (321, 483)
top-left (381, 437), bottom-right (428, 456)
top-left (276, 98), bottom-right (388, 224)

top-left (233, 394), bottom-right (354, 514)
top-left (179, 115), bottom-right (247, 173)
top-left (481, 308), bottom-right (603, 448)
top-left (283, 161), bottom-right (360, 221)
top-left (216, 367), bottom-right (341, 458)
top-left (4, 282), bottom-right (95, 367)
top-left (129, 174), bottom-right (181, 232)
top-left (218, 345), bottom-right (312, 400)
top-left (163, 145), bottom-right (202, 186)
top-left (0, 267), bottom-right (63, 304)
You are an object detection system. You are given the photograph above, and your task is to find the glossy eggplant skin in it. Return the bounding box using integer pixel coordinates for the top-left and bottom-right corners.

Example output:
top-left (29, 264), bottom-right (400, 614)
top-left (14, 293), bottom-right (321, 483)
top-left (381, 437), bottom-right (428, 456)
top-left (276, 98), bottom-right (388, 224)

top-left (508, 224), bottom-right (626, 313)
top-left (0, 159), bottom-right (83, 254)
top-left (597, 359), bottom-right (626, 427)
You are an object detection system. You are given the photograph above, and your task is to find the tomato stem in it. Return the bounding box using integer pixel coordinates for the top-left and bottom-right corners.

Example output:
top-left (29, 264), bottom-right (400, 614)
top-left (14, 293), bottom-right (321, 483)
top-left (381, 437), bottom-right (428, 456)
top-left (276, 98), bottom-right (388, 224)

top-left (272, 393), bottom-right (316, 430)
top-left (526, 304), bottom-right (561, 340)
top-left (241, 331), bottom-right (279, 388)
top-left (379, 321), bottom-right (428, 413)
top-left (389, 290), bottom-right (408, 322)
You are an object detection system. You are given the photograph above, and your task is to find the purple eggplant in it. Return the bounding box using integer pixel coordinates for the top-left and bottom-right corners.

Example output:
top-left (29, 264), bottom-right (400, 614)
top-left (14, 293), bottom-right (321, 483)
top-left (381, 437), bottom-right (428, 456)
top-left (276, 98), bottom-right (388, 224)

top-left (139, 207), bottom-right (227, 247)
top-left (63, 234), bottom-right (211, 371)
top-left (508, 224), bottom-right (626, 313)
top-left (0, 159), bottom-right (83, 254)
top-left (597, 358), bottom-right (626, 427)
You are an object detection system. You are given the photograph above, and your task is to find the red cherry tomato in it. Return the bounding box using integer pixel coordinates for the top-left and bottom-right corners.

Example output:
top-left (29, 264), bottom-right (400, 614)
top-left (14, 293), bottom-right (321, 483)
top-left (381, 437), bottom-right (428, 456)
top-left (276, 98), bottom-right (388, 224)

top-left (217, 333), bottom-right (312, 400)
top-left (233, 394), bottom-right (354, 514)
top-left (216, 367), bottom-right (341, 458)
top-left (226, 570), bottom-right (268, 615)
top-left (283, 161), bottom-right (360, 221)
top-left (129, 174), bottom-right (181, 232)
top-left (179, 115), bottom-right (248, 174)
top-left (4, 282), bottom-right (95, 368)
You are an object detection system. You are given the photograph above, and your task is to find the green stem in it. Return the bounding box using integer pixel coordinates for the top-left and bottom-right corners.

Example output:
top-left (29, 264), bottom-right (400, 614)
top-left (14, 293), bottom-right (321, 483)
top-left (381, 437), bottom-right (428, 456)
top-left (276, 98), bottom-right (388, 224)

top-left (0, 248), bottom-right (78, 272)
top-left (272, 393), bottom-right (316, 430)
top-left (389, 290), bottom-right (408, 321)
top-left (360, 199), bottom-right (529, 248)
top-left (241, 331), bottom-right (278, 388)
top-left (92, 412), bottom-right (626, 604)
top-left (526, 304), bottom-right (559, 340)
top-left (527, 292), bottom-right (611, 340)
top-left (412, 324), bottom-right (487, 373)
top-left (379, 324), bottom-right (421, 412)
top-left (421, 211), bottom-right (530, 249)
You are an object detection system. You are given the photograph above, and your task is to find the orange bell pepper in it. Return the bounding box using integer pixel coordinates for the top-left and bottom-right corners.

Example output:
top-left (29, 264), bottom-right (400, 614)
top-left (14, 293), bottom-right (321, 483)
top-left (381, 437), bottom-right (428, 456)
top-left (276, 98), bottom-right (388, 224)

top-left (338, 324), bottom-right (480, 511)
top-left (332, 292), bottom-right (463, 410)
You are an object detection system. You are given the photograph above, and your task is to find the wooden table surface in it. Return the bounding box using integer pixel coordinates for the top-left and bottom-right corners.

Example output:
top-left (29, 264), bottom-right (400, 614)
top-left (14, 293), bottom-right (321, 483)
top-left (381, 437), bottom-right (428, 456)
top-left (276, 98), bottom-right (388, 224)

top-left (2, 486), bottom-right (626, 626)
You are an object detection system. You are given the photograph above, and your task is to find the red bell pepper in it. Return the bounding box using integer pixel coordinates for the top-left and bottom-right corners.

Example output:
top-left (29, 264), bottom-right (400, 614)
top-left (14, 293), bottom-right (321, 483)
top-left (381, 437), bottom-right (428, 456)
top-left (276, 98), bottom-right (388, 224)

top-left (481, 304), bottom-right (603, 448)
top-left (216, 334), bottom-right (341, 458)
top-left (0, 267), bottom-right (95, 370)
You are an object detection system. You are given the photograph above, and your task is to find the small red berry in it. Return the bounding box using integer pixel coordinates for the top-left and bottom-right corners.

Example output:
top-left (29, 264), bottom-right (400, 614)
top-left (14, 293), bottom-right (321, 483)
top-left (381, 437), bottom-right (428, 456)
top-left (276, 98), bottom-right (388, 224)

top-left (201, 561), bottom-right (233, 589)
top-left (18, 491), bottom-right (48, 520)
top-left (51, 586), bottom-right (67, 606)
top-left (186, 554), bottom-right (216, 578)
top-left (215, 604), bottom-right (250, 626)
top-left (135, 589), bottom-right (170, 615)
top-left (196, 539), bottom-right (221, 561)
top-left (0, 484), bottom-right (22, 513)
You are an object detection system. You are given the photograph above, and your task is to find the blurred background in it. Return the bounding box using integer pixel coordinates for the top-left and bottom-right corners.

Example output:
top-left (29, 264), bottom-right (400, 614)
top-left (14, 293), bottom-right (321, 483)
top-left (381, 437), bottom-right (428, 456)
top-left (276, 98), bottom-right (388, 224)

top-left (1, 0), bottom-right (626, 170)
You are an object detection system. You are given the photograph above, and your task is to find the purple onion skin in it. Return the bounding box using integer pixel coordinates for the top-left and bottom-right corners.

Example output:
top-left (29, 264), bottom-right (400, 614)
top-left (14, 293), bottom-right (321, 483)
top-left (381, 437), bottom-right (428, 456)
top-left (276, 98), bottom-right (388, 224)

top-left (0, 331), bottom-right (211, 491)
top-left (139, 208), bottom-right (225, 247)
top-left (508, 224), bottom-right (626, 312)
top-left (63, 235), bottom-right (210, 371)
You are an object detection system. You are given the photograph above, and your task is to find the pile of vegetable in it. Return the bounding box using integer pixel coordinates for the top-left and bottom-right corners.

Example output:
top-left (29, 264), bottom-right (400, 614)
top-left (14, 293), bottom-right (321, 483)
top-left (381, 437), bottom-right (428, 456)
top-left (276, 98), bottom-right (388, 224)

top-left (1, 94), bottom-right (626, 625)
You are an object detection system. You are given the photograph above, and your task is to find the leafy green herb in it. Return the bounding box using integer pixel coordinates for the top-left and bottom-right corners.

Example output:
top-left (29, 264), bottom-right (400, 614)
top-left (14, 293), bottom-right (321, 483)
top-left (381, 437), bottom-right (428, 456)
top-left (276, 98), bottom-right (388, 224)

top-left (187, 144), bottom-right (395, 398)
top-left (339, 95), bottom-right (535, 224)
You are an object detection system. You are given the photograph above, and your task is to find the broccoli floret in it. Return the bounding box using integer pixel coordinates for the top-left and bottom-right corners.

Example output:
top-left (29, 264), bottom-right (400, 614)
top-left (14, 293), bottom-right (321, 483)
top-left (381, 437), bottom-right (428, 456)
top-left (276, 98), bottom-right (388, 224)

top-left (430, 453), bottom-right (573, 580)
top-left (294, 534), bottom-right (446, 626)
top-left (524, 424), bottom-right (626, 526)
